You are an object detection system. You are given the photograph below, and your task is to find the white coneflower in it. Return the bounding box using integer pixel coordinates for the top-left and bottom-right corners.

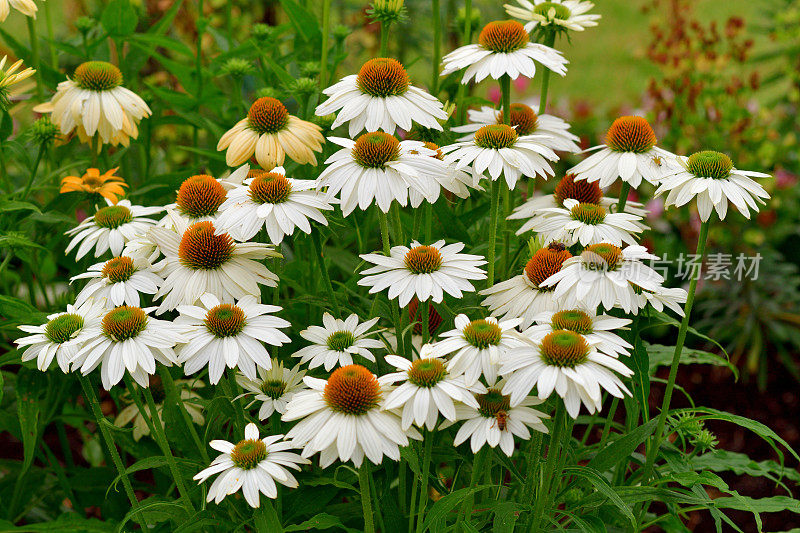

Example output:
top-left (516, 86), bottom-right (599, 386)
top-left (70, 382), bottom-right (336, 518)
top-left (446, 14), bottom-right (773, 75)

top-left (15, 298), bottom-right (105, 373)
top-left (480, 243), bottom-right (572, 329)
top-left (194, 423), bottom-right (308, 508)
top-left (441, 20), bottom-right (568, 84)
top-left (359, 240), bottom-right (487, 307)
top-left (65, 199), bottom-right (162, 260)
top-left (217, 97), bottom-right (324, 169)
top-left (161, 174), bottom-right (229, 229)
top-left (215, 166), bottom-right (334, 244)
top-left (634, 285), bottom-right (687, 317)
top-left (501, 330), bottom-right (633, 418)
top-left (505, 0), bottom-right (601, 33)
top-left (408, 142), bottom-right (480, 208)
top-left (452, 103), bottom-right (580, 153)
top-left (34, 61), bottom-right (151, 147)
top-left (440, 124), bottom-right (559, 189)
top-left (148, 218), bottom-right (280, 313)
top-left (654, 151), bottom-right (770, 221)
top-left (283, 364), bottom-right (421, 467)
top-left (569, 116), bottom-right (677, 189)
top-left (316, 57), bottom-right (447, 136)
top-left (175, 293), bottom-right (290, 384)
top-left (115, 377), bottom-right (204, 441)
top-left (71, 255), bottom-right (162, 307)
top-left (0, 55), bottom-right (35, 108)
top-left (236, 359), bottom-right (308, 419)
top-left (522, 308), bottom-right (632, 358)
top-left (316, 132), bottom-right (447, 216)
top-left (292, 313), bottom-right (383, 371)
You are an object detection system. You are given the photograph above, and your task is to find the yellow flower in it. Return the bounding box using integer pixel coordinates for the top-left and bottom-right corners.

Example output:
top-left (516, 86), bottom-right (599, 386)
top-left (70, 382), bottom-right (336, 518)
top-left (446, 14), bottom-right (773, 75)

top-left (0, 55), bottom-right (35, 109)
top-left (60, 167), bottom-right (128, 204)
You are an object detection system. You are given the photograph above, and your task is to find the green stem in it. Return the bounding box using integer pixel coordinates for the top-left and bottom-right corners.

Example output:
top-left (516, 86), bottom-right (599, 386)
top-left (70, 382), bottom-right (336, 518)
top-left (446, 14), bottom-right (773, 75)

top-left (421, 299), bottom-right (430, 345)
top-left (224, 370), bottom-right (246, 433)
top-left (311, 230), bottom-right (341, 318)
top-left (520, 431), bottom-right (543, 505)
top-left (26, 17), bottom-right (43, 99)
top-left (636, 220), bottom-right (710, 526)
top-left (408, 444), bottom-right (419, 533)
top-left (359, 462), bottom-right (376, 533)
top-left (415, 430), bottom-right (434, 533)
top-left (391, 203), bottom-right (405, 244)
top-left (424, 202), bottom-right (432, 242)
top-left (158, 367), bottom-right (209, 462)
top-left (529, 402), bottom-right (567, 532)
top-left (499, 74), bottom-right (512, 279)
top-left (600, 396), bottom-right (619, 442)
top-left (379, 20), bottom-right (391, 57)
top-left (430, 0), bottom-right (441, 95)
top-left (456, 0), bottom-right (472, 124)
top-left (537, 30), bottom-right (556, 115)
top-left (379, 210), bottom-right (404, 359)
top-left (44, 0), bottom-right (57, 70)
top-left (617, 181), bottom-right (631, 213)
top-left (457, 446), bottom-right (489, 527)
top-left (20, 144), bottom-right (46, 201)
top-left (319, 0), bottom-right (332, 89)
top-left (486, 179), bottom-right (502, 287)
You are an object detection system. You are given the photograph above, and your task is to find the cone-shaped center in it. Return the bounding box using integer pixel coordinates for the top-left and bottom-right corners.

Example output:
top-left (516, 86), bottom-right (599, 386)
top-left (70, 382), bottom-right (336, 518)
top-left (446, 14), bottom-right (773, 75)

top-left (534, 2), bottom-right (572, 20)
top-left (352, 132), bottom-right (400, 168)
top-left (571, 203), bottom-right (606, 225)
top-left (540, 330), bottom-right (589, 368)
top-left (261, 379), bottom-right (287, 399)
top-left (74, 61), bottom-right (123, 91)
top-left (102, 306), bottom-right (147, 341)
top-left (605, 116), bottom-right (657, 153)
top-left (324, 364), bottom-right (381, 415)
top-left (554, 174), bottom-right (603, 206)
top-left (356, 58), bottom-right (410, 97)
top-left (404, 245), bottom-right (443, 274)
top-left (496, 103), bottom-right (539, 136)
top-left (463, 319), bottom-right (502, 349)
top-left (249, 172), bottom-right (292, 204)
top-left (45, 313), bottom-right (84, 344)
top-left (551, 309), bottom-right (593, 335)
top-left (93, 205), bottom-right (132, 229)
top-left (479, 20), bottom-right (529, 53)
top-left (102, 256), bottom-right (135, 283)
top-left (408, 358), bottom-right (447, 388)
top-left (474, 124), bottom-right (518, 149)
top-left (477, 388), bottom-right (511, 418)
top-left (178, 221), bottom-right (235, 270)
top-left (248, 97), bottom-right (289, 135)
top-left (524, 243), bottom-right (573, 287)
top-left (231, 439), bottom-right (267, 470)
top-left (205, 304), bottom-right (246, 338)
top-left (687, 150), bottom-right (733, 179)
top-left (177, 175), bottom-right (227, 218)
top-left (581, 243), bottom-right (622, 271)
top-left (327, 330), bottom-right (355, 352)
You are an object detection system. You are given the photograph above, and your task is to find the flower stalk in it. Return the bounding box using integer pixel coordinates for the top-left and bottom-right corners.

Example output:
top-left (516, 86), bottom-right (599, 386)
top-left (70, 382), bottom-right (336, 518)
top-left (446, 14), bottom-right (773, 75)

top-left (359, 462), bottom-right (376, 533)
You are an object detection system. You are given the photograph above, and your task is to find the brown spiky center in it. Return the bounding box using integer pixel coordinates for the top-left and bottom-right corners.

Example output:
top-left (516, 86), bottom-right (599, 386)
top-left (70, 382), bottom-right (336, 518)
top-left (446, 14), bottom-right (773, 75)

top-left (176, 175), bottom-right (227, 218)
top-left (571, 203), bottom-right (606, 225)
top-left (524, 243), bottom-right (573, 288)
top-left (231, 439), bottom-right (267, 470)
top-left (407, 358), bottom-right (447, 388)
top-left (479, 20), bottom-right (529, 53)
top-left (45, 313), bottom-right (84, 344)
top-left (93, 205), bottom-right (132, 229)
top-left (551, 310), bottom-right (593, 335)
top-left (74, 61), bottom-right (123, 91)
top-left (261, 379), bottom-right (287, 399)
top-left (474, 124), bottom-right (518, 149)
top-left (356, 58), bottom-right (410, 97)
top-left (102, 256), bottom-right (135, 283)
top-left (248, 97), bottom-right (289, 135)
top-left (605, 116), bottom-right (657, 153)
top-left (554, 174), bottom-right (603, 206)
top-left (404, 245), bottom-right (443, 274)
top-left (204, 304), bottom-right (246, 338)
top-left (540, 330), bottom-right (589, 368)
top-left (497, 103), bottom-right (539, 136)
top-left (249, 172), bottom-right (292, 204)
top-left (687, 151), bottom-right (733, 179)
top-left (102, 306), bottom-right (147, 341)
top-left (582, 243), bottom-right (623, 271)
top-left (324, 364), bottom-right (381, 415)
top-left (477, 389), bottom-right (511, 418)
top-left (326, 330), bottom-right (355, 352)
top-left (178, 221), bottom-right (235, 270)
top-left (352, 132), bottom-right (400, 168)
top-left (463, 319), bottom-right (502, 349)
top-left (534, 2), bottom-right (572, 20)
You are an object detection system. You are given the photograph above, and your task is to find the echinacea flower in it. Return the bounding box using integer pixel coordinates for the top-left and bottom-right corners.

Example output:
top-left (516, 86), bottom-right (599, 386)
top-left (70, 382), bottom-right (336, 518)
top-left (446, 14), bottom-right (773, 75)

top-left (71, 255), bottom-right (162, 307)
top-left (654, 150), bottom-right (770, 221)
top-left (316, 57), bottom-right (447, 136)
top-left (0, 0), bottom-right (40, 23)
top-left (194, 423), bottom-right (309, 508)
top-left (65, 199), bottom-right (162, 260)
top-left (522, 308), bottom-right (632, 358)
top-left (34, 61), bottom-right (151, 147)
top-left (505, 0), bottom-right (601, 33)
top-left (115, 377), bottom-right (204, 441)
top-left (217, 97), bottom-right (324, 169)
top-left (162, 174), bottom-right (229, 228)
top-left (0, 55), bottom-right (35, 109)
top-left (283, 364), bottom-right (421, 467)
top-left (569, 116), bottom-right (676, 189)
top-left (501, 329), bottom-right (633, 418)
top-left (359, 240), bottom-right (487, 307)
top-left (236, 359), bottom-right (308, 420)
top-left (441, 20), bottom-right (568, 84)
top-left (215, 166), bottom-right (334, 244)
top-left (292, 313), bottom-right (383, 371)
top-left (175, 293), bottom-right (290, 384)
top-left (60, 168), bottom-right (128, 204)
top-left (15, 298), bottom-right (105, 373)
top-left (408, 142), bottom-right (480, 208)
top-left (634, 285), bottom-right (687, 317)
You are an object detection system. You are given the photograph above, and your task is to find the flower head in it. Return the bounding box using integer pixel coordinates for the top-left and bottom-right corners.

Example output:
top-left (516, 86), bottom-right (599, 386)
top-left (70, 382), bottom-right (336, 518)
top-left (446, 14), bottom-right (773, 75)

top-left (505, 0), bottom-right (601, 34)
top-left (60, 168), bottom-right (128, 204)
top-left (65, 199), bottom-right (162, 259)
top-left (236, 359), bottom-right (308, 419)
top-left (70, 255), bottom-right (162, 308)
top-left (292, 313), bottom-right (383, 371)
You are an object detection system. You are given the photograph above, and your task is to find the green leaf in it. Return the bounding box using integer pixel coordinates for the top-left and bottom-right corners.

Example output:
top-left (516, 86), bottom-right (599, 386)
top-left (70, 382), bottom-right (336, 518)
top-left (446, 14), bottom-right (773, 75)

top-left (646, 342), bottom-right (737, 376)
top-left (691, 449), bottom-right (800, 486)
top-left (261, 53), bottom-right (297, 88)
top-left (586, 418), bottom-right (657, 472)
top-left (563, 466), bottom-right (635, 526)
top-left (0, 232), bottom-right (45, 251)
top-left (631, 332), bottom-right (650, 417)
top-left (0, 200), bottom-right (41, 214)
top-left (490, 501), bottom-right (521, 533)
top-left (107, 455), bottom-right (201, 495)
top-left (117, 496), bottom-right (190, 530)
top-left (278, 0), bottom-right (322, 43)
top-left (0, 110), bottom-right (12, 141)
top-left (101, 0), bottom-right (138, 37)
top-left (0, 295), bottom-right (48, 322)
top-left (16, 367), bottom-right (45, 474)
top-left (284, 512), bottom-right (355, 531)
top-left (420, 485), bottom-right (489, 531)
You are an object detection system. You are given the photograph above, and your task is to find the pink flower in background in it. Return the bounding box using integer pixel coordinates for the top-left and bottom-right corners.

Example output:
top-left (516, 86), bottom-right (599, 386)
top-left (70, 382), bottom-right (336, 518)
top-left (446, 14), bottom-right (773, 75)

top-left (646, 197), bottom-right (664, 219)
top-left (76, 208), bottom-right (88, 222)
top-left (488, 86), bottom-right (501, 104)
top-left (513, 77), bottom-right (530, 93)
top-left (775, 168), bottom-right (797, 189)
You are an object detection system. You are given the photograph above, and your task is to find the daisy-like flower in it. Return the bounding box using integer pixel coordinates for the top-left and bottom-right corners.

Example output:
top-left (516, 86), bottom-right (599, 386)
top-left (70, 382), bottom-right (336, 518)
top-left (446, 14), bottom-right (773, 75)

top-left (441, 20), bottom-right (568, 84)
top-left (382, 351), bottom-right (485, 431)
top-left (481, 242), bottom-right (573, 329)
top-left (315, 57), bottom-right (447, 136)
top-left (161, 174), bottom-right (229, 229)
top-left (316, 132), bottom-right (447, 216)
top-left (71, 256), bottom-right (162, 308)
top-left (115, 377), bottom-right (204, 441)
top-left (71, 305), bottom-right (186, 390)
top-left (505, 0), bottom-right (601, 33)
top-left (60, 168), bottom-right (128, 204)
top-left (408, 142), bottom-right (480, 208)
top-left (65, 199), bottom-right (162, 260)
top-left (0, 55), bottom-right (35, 109)
top-left (175, 293), bottom-right (290, 384)
top-left (501, 329), bottom-right (633, 418)
top-left (148, 218), bottom-right (280, 313)
top-left (292, 312), bottom-right (383, 371)
top-left (216, 166), bottom-right (334, 244)
top-left (236, 359), bottom-right (308, 420)
top-left (452, 103), bottom-right (580, 153)
top-left (634, 285), bottom-right (687, 317)
top-left (283, 364), bottom-right (421, 467)
top-left (449, 385), bottom-right (548, 456)
top-left (524, 198), bottom-right (646, 246)
top-left (194, 423), bottom-right (309, 508)
top-left (359, 240), bottom-right (487, 307)
top-left (427, 314), bottom-right (524, 386)
top-left (540, 243), bottom-right (663, 313)
top-left (569, 116), bottom-right (677, 189)
top-left (0, 0), bottom-right (40, 22)
top-left (654, 150), bottom-right (770, 221)
top-left (440, 123), bottom-right (559, 189)
top-left (217, 97), bottom-right (324, 169)
top-left (15, 298), bottom-right (105, 373)
top-left (34, 61), bottom-right (151, 147)
top-left (522, 308), bottom-right (632, 358)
